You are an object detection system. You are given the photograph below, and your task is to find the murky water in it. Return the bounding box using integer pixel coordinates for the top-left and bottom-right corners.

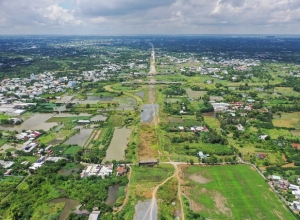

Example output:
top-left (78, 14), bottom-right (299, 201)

top-left (105, 185), bottom-right (120, 205)
top-left (48, 198), bottom-right (79, 220)
top-left (103, 127), bottom-right (131, 162)
top-left (63, 129), bottom-right (93, 147)
top-left (0, 113), bottom-right (56, 132)
top-left (202, 112), bottom-right (217, 118)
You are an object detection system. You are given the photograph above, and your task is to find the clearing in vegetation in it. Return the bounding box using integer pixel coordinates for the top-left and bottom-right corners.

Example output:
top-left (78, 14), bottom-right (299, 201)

top-left (183, 165), bottom-right (294, 220)
top-left (273, 112), bottom-right (300, 128)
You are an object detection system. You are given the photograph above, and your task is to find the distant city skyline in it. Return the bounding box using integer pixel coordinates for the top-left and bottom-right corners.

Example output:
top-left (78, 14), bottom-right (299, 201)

top-left (1, 0), bottom-right (300, 35)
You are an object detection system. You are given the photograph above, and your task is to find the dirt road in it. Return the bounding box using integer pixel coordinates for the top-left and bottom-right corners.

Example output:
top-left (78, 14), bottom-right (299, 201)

top-left (141, 162), bottom-right (185, 220)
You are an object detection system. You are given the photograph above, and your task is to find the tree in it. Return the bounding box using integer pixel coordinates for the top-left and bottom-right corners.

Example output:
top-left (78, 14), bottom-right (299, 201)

top-left (189, 159), bottom-right (194, 165)
top-left (86, 104), bottom-right (90, 108)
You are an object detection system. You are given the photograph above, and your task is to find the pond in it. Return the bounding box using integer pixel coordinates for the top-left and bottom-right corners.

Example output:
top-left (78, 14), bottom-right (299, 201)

top-left (0, 113), bottom-right (57, 132)
top-left (48, 198), bottom-right (79, 220)
top-left (58, 167), bottom-right (80, 176)
top-left (105, 185), bottom-right (120, 205)
top-left (63, 129), bottom-right (93, 147)
top-left (103, 127), bottom-right (131, 162)
top-left (140, 104), bottom-right (159, 122)
top-left (202, 112), bottom-right (217, 118)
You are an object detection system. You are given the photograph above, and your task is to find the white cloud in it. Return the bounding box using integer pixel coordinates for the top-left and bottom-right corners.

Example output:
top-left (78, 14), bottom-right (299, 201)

top-left (44, 4), bottom-right (81, 25)
top-left (0, 0), bottom-right (300, 34)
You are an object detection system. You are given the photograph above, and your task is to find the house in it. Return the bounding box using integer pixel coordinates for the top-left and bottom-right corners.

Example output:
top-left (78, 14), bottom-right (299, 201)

top-left (197, 151), bottom-right (209, 159)
top-left (73, 205), bottom-right (90, 216)
top-left (259, 135), bottom-right (268, 140)
top-left (271, 175), bottom-right (281, 181)
top-left (178, 126), bottom-right (184, 131)
top-left (88, 210), bottom-right (101, 220)
top-left (0, 160), bottom-right (14, 169)
top-left (236, 124), bottom-right (244, 131)
top-left (256, 153), bottom-right (267, 159)
top-left (116, 165), bottom-right (127, 176)
top-left (289, 184), bottom-right (300, 191)
top-left (291, 201), bottom-right (300, 212)
top-left (77, 120), bottom-right (90, 125)
top-left (293, 143), bottom-right (299, 149)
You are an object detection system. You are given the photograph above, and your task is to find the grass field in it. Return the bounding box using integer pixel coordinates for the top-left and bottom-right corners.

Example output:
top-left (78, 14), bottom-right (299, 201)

top-left (273, 112), bottom-right (300, 128)
top-left (204, 116), bottom-right (220, 130)
top-left (183, 165), bottom-right (294, 220)
top-left (46, 116), bottom-right (90, 123)
top-left (261, 128), bottom-right (292, 139)
top-left (63, 146), bottom-right (81, 156)
top-left (18, 156), bottom-right (38, 163)
top-left (0, 138), bottom-right (6, 147)
top-left (0, 176), bottom-right (23, 197)
top-left (275, 87), bottom-right (300, 96)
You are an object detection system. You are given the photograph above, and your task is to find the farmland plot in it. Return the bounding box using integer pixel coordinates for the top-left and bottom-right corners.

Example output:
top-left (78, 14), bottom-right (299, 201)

top-left (183, 165), bottom-right (294, 220)
top-left (103, 127), bottom-right (131, 162)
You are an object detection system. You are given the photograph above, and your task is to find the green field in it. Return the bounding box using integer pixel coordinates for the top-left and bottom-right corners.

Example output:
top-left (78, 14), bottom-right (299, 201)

top-left (63, 145), bottom-right (81, 156)
top-left (184, 165), bottom-right (294, 220)
top-left (273, 112), bottom-right (300, 128)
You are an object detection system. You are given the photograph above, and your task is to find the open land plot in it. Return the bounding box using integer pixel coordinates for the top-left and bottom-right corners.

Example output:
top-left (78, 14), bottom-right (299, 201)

top-left (210, 96), bottom-right (223, 101)
top-left (91, 115), bottom-right (107, 122)
top-left (186, 89), bottom-right (207, 99)
top-left (274, 87), bottom-right (300, 96)
top-left (0, 138), bottom-right (6, 147)
top-left (204, 116), bottom-right (220, 130)
top-left (261, 128), bottom-right (292, 139)
top-left (0, 176), bottom-right (23, 197)
top-left (273, 112), bottom-right (300, 128)
top-left (165, 98), bottom-right (183, 103)
top-left (103, 127), bottom-right (131, 162)
top-left (291, 130), bottom-right (300, 136)
top-left (63, 146), bottom-right (81, 156)
top-left (53, 113), bottom-right (91, 117)
top-left (46, 116), bottom-right (90, 123)
top-left (117, 97), bottom-right (136, 107)
top-left (38, 130), bottom-right (76, 145)
top-left (183, 165), bottom-right (294, 220)
top-left (63, 129), bottom-right (93, 147)
top-left (119, 165), bottom-right (174, 220)
top-left (56, 95), bottom-right (73, 103)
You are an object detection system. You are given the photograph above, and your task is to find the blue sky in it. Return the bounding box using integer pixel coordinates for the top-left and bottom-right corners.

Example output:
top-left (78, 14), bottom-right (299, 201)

top-left (0, 0), bottom-right (300, 35)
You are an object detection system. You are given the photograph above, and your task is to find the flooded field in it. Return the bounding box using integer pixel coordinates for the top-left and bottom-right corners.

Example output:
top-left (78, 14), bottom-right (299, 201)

top-left (105, 185), bottom-right (120, 205)
top-left (91, 115), bottom-right (107, 121)
top-left (141, 104), bottom-right (159, 122)
top-left (48, 198), bottom-right (79, 220)
top-left (64, 129), bottom-right (93, 147)
top-left (56, 96), bottom-right (73, 103)
top-left (58, 165), bottom-right (81, 176)
top-left (202, 112), bottom-right (217, 118)
top-left (135, 91), bottom-right (145, 98)
top-left (134, 199), bottom-right (157, 220)
top-left (87, 96), bottom-right (114, 101)
top-left (0, 113), bottom-right (57, 132)
top-left (186, 89), bottom-right (207, 99)
top-left (54, 113), bottom-right (91, 117)
top-left (210, 96), bottom-right (224, 101)
top-left (103, 127), bottom-right (131, 162)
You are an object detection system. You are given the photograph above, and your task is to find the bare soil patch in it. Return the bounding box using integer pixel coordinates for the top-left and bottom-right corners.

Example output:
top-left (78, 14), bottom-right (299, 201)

top-left (189, 174), bottom-right (211, 184)
top-left (138, 125), bottom-right (157, 160)
top-left (282, 163), bottom-right (295, 168)
top-left (213, 191), bottom-right (233, 216)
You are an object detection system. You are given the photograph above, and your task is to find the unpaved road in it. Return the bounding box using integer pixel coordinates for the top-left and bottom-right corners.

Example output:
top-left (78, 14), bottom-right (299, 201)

top-left (140, 162), bottom-right (185, 220)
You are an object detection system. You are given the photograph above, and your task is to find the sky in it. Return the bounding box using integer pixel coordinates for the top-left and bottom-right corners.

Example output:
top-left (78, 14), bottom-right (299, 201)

top-left (0, 0), bottom-right (300, 35)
